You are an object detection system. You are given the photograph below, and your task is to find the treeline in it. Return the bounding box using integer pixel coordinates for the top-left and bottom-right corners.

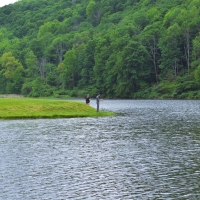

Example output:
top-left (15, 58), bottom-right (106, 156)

top-left (0, 0), bottom-right (200, 99)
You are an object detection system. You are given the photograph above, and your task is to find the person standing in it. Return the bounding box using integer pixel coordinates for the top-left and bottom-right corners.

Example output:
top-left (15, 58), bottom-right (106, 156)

top-left (85, 94), bottom-right (90, 105)
top-left (96, 93), bottom-right (100, 112)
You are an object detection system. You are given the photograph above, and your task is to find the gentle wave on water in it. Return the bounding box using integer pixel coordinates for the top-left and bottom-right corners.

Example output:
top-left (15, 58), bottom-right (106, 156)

top-left (0, 100), bottom-right (200, 199)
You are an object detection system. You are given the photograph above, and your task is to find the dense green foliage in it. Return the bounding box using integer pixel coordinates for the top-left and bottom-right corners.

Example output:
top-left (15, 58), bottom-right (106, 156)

top-left (0, 0), bottom-right (200, 99)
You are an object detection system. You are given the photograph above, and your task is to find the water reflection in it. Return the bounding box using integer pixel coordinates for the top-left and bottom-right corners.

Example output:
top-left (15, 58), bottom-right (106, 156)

top-left (0, 100), bottom-right (200, 199)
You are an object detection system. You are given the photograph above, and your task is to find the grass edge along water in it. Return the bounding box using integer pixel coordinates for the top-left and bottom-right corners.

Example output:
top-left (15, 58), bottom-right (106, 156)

top-left (0, 98), bottom-right (114, 119)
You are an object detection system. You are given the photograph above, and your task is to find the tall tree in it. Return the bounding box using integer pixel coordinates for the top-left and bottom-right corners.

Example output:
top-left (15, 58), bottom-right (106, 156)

top-left (25, 50), bottom-right (38, 79)
top-left (0, 52), bottom-right (24, 93)
top-left (115, 40), bottom-right (151, 98)
top-left (58, 48), bottom-right (76, 90)
top-left (94, 36), bottom-right (112, 93)
top-left (141, 22), bottom-right (161, 83)
top-left (159, 23), bottom-right (181, 80)
top-left (191, 33), bottom-right (200, 69)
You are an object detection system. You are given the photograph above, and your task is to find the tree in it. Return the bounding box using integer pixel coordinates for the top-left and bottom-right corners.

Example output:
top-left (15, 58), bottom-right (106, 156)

top-left (191, 33), bottom-right (200, 69)
top-left (79, 39), bottom-right (96, 88)
top-left (94, 36), bottom-right (112, 93)
top-left (0, 52), bottom-right (24, 93)
top-left (58, 48), bottom-right (76, 90)
top-left (25, 50), bottom-right (38, 78)
top-left (194, 65), bottom-right (200, 84)
top-left (86, 0), bottom-right (102, 26)
top-left (170, 2), bottom-right (200, 77)
top-left (115, 40), bottom-right (152, 98)
top-left (51, 37), bottom-right (66, 64)
top-left (141, 22), bottom-right (161, 83)
top-left (159, 23), bottom-right (182, 80)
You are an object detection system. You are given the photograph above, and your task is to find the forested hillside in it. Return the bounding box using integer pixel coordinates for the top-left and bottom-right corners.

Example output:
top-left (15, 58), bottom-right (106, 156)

top-left (0, 0), bottom-right (200, 99)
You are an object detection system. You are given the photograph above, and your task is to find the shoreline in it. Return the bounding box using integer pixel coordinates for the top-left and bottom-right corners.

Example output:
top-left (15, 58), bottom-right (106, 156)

top-left (0, 98), bottom-right (114, 119)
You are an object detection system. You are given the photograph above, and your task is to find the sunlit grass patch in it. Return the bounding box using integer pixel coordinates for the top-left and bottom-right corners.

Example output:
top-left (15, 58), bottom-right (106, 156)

top-left (0, 98), bottom-right (114, 119)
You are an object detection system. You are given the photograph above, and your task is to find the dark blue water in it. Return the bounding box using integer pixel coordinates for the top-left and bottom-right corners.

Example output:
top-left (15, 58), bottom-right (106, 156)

top-left (0, 100), bottom-right (200, 199)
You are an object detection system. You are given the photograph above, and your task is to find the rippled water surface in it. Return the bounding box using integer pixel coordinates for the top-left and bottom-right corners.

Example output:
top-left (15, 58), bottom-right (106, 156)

top-left (0, 100), bottom-right (200, 199)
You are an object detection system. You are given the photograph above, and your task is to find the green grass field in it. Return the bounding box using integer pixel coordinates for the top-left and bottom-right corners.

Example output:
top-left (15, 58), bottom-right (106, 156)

top-left (0, 98), bottom-right (114, 119)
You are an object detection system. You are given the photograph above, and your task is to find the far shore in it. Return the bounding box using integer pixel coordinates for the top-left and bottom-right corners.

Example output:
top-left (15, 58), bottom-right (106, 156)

top-left (0, 94), bottom-right (24, 98)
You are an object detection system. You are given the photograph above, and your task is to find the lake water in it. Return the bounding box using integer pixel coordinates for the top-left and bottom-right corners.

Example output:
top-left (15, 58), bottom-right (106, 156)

top-left (0, 100), bottom-right (200, 199)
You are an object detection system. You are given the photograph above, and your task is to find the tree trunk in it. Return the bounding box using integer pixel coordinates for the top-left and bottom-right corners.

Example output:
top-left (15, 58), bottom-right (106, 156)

top-left (184, 29), bottom-right (190, 75)
top-left (149, 35), bottom-right (158, 83)
top-left (37, 57), bottom-right (46, 81)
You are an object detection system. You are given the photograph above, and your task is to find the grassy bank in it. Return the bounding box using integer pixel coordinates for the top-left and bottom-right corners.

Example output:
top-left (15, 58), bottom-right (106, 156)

top-left (0, 98), bottom-right (114, 119)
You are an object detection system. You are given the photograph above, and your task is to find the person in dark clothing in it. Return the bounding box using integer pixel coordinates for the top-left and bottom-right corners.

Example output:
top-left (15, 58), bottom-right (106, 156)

top-left (85, 94), bottom-right (90, 105)
top-left (96, 93), bottom-right (100, 112)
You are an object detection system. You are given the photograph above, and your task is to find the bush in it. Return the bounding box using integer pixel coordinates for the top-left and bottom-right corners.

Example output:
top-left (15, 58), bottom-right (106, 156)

top-left (53, 90), bottom-right (70, 98)
top-left (177, 92), bottom-right (189, 99)
top-left (174, 80), bottom-right (200, 99)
